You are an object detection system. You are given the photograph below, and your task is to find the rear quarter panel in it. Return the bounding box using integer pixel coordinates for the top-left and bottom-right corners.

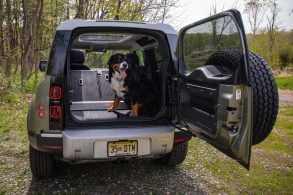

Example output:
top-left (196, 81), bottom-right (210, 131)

top-left (27, 76), bottom-right (51, 136)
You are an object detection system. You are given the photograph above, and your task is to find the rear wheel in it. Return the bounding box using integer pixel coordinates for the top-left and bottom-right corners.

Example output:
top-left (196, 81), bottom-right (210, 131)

top-left (206, 49), bottom-right (279, 145)
top-left (29, 146), bottom-right (55, 179)
top-left (158, 142), bottom-right (188, 166)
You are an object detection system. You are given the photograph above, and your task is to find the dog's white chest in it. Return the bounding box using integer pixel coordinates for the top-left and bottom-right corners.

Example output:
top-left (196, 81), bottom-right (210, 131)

top-left (110, 74), bottom-right (126, 98)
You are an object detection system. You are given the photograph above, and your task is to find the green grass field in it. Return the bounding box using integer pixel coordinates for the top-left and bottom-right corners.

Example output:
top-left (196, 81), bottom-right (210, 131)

top-left (0, 91), bottom-right (292, 194)
top-left (275, 76), bottom-right (293, 90)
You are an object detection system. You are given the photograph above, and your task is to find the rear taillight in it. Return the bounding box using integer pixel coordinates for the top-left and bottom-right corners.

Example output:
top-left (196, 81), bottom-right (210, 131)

top-left (42, 145), bottom-right (63, 150)
top-left (174, 136), bottom-right (189, 144)
top-left (50, 87), bottom-right (62, 100)
top-left (49, 83), bottom-right (63, 129)
top-left (38, 104), bottom-right (44, 118)
top-left (49, 86), bottom-right (62, 119)
top-left (50, 106), bottom-right (62, 119)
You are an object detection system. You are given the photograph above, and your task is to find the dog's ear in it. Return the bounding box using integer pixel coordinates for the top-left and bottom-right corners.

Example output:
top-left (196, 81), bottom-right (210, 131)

top-left (108, 56), bottom-right (115, 83)
top-left (108, 55), bottom-right (115, 66)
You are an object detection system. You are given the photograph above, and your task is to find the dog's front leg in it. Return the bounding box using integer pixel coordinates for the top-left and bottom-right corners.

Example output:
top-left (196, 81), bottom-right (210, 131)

top-left (130, 103), bottom-right (142, 117)
top-left (130, 103), bottom-right (139, 117)
top-left (108, 95), bottom-right (121, 112)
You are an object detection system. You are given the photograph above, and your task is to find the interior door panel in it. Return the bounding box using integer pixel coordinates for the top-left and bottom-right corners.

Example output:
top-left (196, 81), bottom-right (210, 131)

top-left (177, 10), bottom-right (253, 168)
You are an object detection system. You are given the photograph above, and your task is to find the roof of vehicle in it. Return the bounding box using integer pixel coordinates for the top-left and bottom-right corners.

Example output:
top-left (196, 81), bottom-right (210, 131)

top-left (57, 19), bottom-right (177, 35)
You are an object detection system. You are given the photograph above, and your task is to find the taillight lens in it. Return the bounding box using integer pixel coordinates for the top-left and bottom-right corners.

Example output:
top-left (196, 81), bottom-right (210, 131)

top-left (49, 81), bottom-right (63, 130)
top-left (50, 87), bottom-right (62, 100)
top-left (38, 104), bottom-right (44, 118)
top-left (50, 106), bottom-right (62, 119)
top-left (174, 136), bottom-right (189, 144)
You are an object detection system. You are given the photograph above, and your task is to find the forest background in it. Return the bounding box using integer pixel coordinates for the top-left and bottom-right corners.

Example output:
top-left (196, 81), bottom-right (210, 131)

top-left (0, 0), bottom-right (292, 92)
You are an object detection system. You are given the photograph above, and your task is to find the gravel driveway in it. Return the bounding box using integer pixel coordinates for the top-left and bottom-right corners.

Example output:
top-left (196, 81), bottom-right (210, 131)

top-left (279, 89), bottom-right (293, 105)
top-left (0, 154), bottom-right (205, 194)
top-left (32, 160), bottom-right (205, 194)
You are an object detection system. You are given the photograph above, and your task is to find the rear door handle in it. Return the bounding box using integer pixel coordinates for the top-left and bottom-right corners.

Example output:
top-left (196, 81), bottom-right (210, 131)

top-left (78, 79), bottom-right (83, 86)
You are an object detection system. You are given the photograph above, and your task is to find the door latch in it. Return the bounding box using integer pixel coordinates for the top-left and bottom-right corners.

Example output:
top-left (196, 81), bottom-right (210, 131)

top-left (78, 79), bottom-right (83, 86)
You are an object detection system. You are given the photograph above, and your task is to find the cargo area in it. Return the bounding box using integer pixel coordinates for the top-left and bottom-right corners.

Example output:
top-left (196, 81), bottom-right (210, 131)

top-left (67, 31), bottom-right (168, 121)
top-left (69, 68), bottom-right (130, 120)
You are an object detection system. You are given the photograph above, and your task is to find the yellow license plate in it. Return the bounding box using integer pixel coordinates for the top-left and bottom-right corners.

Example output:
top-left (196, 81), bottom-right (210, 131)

top-left (107, 140), bottom-right (138, 157)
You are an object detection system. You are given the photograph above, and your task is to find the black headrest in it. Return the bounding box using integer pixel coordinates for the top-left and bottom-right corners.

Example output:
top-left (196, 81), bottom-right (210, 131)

top-left (70, 50), bottom-right (85, 64)
top-left (126, 53), bottom-right (139, 66)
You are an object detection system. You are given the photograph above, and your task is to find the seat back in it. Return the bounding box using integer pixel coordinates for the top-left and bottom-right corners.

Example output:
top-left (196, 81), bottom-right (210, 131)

top-left (70, 50), bottom-right (90, 70)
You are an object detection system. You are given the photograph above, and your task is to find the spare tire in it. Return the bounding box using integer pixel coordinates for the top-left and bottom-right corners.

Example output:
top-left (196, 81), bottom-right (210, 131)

top-left (206, 49), bottom-right (279, 145)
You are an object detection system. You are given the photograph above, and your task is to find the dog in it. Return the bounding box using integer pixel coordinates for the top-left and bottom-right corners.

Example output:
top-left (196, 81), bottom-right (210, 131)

top-left (107, 53), bottom-right (159, 117)
top-left (107, 53), bottom-right (129, 113)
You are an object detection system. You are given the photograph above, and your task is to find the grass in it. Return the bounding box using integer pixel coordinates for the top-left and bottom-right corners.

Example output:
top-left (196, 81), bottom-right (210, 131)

top-left (0, 90), bottom-right (292, 194)
top-left (275, 76), bottom-right (293, 90)
top-left (0, 91), bottom-right (28, 156)
top-left (0, 91), bottom-right (30, 194)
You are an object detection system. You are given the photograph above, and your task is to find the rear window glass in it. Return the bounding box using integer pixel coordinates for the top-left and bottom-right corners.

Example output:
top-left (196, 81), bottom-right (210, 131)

top-left (84, 50), bottom-right (129, 68)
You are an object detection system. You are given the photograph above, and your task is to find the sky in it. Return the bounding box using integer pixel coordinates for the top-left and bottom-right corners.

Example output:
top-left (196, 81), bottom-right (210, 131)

top-left (167, 0), bottom-right (293, 32)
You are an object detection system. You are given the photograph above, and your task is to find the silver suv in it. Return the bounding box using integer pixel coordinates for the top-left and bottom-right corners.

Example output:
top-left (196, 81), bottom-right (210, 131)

top-left (27, 9), bottom-right (278, 178)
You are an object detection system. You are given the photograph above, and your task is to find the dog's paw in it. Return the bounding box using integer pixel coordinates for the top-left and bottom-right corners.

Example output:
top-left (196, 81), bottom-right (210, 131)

top-left (129, 111), bottom-right (138, 117)
top-left (107, 107), bottom-right (115, 112)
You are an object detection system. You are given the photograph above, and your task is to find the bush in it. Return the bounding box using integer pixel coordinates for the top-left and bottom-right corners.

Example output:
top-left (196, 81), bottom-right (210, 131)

top-left (279, 46), bottom-right (293, 69)
top-left (0, 68), bottom-right (43, 94)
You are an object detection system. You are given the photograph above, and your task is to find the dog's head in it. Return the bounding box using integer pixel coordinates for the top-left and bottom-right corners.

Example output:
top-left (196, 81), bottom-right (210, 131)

top-left (108, 53), bottom-right (129, 81)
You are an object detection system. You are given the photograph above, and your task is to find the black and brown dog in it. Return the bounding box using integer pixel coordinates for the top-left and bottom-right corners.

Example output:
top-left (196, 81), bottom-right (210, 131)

top-left (107, 53), bottom-right (158, 117)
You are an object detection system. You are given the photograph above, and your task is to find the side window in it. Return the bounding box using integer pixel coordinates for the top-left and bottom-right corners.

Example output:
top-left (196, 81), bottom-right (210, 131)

top-left (84, 50), bottom-right (129, 68)
top-left (85, 51), bottom-right (106, 68)
top-left (154, 47), bottom-right (163, 69)
top-left (135, 50), bottom-right (145, 66)
top-left (142, 47), bottom-right (162, 72)
top-left (183, 16), bottom-right (241, 71)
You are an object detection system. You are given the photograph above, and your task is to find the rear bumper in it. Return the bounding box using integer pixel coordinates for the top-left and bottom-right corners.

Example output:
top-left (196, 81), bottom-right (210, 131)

top-left (62, 126), bottom-right (174, 161)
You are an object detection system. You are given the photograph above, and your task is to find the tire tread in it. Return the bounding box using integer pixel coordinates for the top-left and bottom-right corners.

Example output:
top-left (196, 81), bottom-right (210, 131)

top-left (206, 49), bottom-right (279, 145)
top-left (158, 142), bottom-right (188, 166)
top-left (29, 146), bottom-right (54, 178)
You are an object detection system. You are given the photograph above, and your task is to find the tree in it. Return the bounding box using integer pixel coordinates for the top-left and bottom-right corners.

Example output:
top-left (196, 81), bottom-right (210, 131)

top-left (21, 0), bottom-right (43, 84)
top-left (244, 0), bottom-right (266, 45)
top-left (208, 1), bottom-right (234, 47)
top-left (0, 0), bottom-right (4, 58)
top-left (266, 0), bottom-right (279, 52)
top-left (75, 0), bottom-right (87, 19)
top-left (0, 0), bottom-right (179, 89)
top-left (4, 0), bottom-right (16, 77)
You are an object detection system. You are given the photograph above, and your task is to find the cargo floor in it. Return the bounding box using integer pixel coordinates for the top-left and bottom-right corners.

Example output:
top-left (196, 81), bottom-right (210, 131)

top-left (71, 110), bottom-right (131, 120)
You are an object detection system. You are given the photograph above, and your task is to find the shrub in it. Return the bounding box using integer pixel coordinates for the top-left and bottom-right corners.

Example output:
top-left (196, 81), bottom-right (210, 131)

top-left (279, 46), bottom-right (293, 69)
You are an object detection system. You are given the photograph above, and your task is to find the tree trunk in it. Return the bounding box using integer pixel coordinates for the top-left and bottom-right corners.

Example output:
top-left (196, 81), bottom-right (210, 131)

top-left (75, 0), bottom-right (85, 19)
top-left (116, 0), bottom-right (122, 19)
top-left (0, 0), bottom-right (5, 58)
top-left (5, 0), bottom-right (16, 77)
top-left (13, 0), bottom-right (21, 74)
top-left (34, 0), bottom-right (44, 86)
top-left (161, 0), bottom-right (167, 23)
top-left (21, 0), bottom-right (29, 84)
top-left (67, 0), bottom-right (70, 19)
top-left (21, 0), bottom-right (41, 85)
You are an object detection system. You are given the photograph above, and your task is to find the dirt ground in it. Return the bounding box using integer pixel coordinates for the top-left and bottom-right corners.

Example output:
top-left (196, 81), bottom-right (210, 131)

top-left (0, 90), bottom-right (292, 194)
top-left (279, 89), bottom-right (293, 104)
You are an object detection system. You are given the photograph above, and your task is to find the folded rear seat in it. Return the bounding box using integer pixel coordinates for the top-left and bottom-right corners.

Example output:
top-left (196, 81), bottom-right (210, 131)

top-left (69, 50), bottom-right (128, 111)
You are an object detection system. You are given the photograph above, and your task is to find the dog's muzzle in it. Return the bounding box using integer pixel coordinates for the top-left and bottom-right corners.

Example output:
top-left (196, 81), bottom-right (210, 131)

top-left (119, 62), bottom-right (128, 79)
